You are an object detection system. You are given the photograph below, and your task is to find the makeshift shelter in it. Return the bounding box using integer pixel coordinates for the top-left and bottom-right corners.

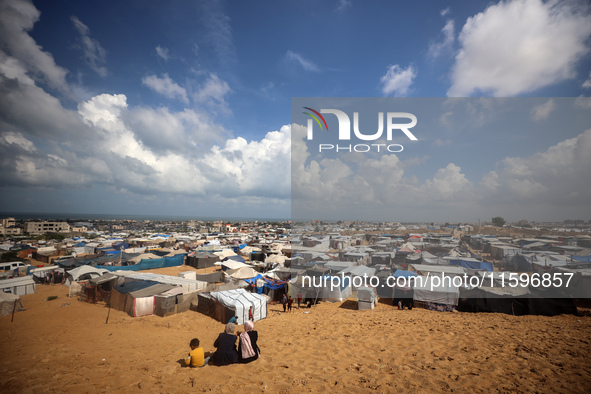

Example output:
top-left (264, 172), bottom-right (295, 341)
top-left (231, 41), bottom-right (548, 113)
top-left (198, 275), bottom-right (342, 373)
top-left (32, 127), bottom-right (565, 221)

top-left (110, 280), bottom-right (176, 317)
top-left (375, 270), bottom-right (394, 298)
top-left (197, 292), bottom-right (234, 324)
top-left (243, 274), bottom-right (288, 298)
top-left (224, 266), bottom-right (258, 280)
top-left (204, 289), bottom-right (268, 324)
top-left (185, 252), bottom-right (219, 269)
top-left (409, 264), bottom-right (466, 278)
top-left (225, 255), bottom-right (246, 264)
top-left (288, 274), bottom-right (352, 302)
top-left (449, 258), bottom-right (493, 272)
top-left (392, 270), bottom-right (417, 307)
top-left (457, 286), bottom-right (578, 316)
top-left (264, 253), bottom-right (287, 267)
top-left (357, 286), bottom-right (378, 310)
top-left (214, 249), bottom-right (238, 259)
top-left (0, 292), bottom-right (24, 316)
top-left (0, 276), bottom-right (36, 295)
top-left (97, 253), bottom-right (186, 272)
top-left (412, 275), bottom-right (460, 306)
top-left (338, 265), bottom-right (376, 290)
top-left (219, 260), bottom-right (250, 271)
top-left (64, 265), bottom-right (109, 285)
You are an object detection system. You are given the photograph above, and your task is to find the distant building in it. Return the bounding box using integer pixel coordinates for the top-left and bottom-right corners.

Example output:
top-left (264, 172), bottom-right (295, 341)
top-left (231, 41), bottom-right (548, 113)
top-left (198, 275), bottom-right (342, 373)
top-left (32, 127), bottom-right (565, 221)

top-left (25, 221), bottom-right (70, 234)
top-left (0, 217), bottom-right (21, 235)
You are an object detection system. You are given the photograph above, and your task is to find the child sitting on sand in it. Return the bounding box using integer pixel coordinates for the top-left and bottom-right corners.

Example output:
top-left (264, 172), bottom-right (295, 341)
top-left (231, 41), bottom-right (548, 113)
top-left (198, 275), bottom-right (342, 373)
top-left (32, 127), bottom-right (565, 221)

top-left (185, 338), bottom-right (210, 368)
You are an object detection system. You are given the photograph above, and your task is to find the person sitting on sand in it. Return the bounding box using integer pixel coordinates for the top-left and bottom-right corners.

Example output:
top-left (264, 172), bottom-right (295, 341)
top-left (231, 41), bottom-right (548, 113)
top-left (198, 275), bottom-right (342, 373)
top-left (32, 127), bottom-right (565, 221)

top-left (237, 320), bottom-right (261, 363)
top-left (185, 338), bottom-right (210, 368)
top-left (210, 322), bottom-right (239, 366)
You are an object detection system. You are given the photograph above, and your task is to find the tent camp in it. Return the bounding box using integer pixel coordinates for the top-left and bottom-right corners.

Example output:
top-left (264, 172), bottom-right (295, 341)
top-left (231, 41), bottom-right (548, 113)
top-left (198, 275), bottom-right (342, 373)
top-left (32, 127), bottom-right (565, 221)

top-left (0, 292), bottom-right (24, 316)
top-left (205, 289), bottom-right (268, 324)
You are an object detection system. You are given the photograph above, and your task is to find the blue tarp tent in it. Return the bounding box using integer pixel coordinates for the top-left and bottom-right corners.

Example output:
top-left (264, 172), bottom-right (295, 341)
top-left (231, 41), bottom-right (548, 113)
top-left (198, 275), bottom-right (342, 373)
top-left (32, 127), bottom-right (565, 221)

top-left (571, 255), bottom-right (591, 263)
top-left (97, 253), bottom-right (186, 272)
top-left (244, 274), bottom-right (287, 294)
top-left (393, 270), bottom-right (418, 278)
top-left (224, 255), bottom-right (246, 263)
top-left (449, 259), bottom-right (493, 272)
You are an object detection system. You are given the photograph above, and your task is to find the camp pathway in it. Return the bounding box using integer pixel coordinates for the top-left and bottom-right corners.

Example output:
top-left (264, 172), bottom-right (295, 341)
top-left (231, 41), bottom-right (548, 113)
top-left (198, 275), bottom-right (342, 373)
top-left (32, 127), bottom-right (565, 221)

top-left (1, 284), bottom-right (590, 393)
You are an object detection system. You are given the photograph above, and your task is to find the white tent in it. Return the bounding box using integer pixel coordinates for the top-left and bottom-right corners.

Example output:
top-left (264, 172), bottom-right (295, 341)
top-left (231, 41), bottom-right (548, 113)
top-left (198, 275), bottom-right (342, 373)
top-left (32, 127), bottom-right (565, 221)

top-left (413, 275), bottom-right (460, 306)
top-left (409, 264), bottom-right (466, 277)
top-left (64, 266), bottom-right (109, 285)
top-left (224, 266), bottom-right (259, 280)
top-left (210, 289), bottom-right (268, 324)
top-left (127, 253), bottom-right (162, 264)
top-left (240, 246), bottom-right (261, 256)
top-left (218, 260), bottom-right (249, 270)
top-left (288, 274), bottom-right (352, 302)
top-left (264, 254), bottom-right (286, 266)
top-left (214, 249), bottom-right (238, 259)
top-left (0, 276), bottom-right (36, 295)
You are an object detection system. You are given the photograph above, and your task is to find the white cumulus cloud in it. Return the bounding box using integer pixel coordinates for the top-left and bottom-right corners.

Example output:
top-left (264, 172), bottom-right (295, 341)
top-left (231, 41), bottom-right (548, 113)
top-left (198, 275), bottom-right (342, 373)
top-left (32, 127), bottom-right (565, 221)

top-left (531, 99), bottom-right (555, 121)
top-left (142, 73), bottom-right (189, 103)
top-left (448, 0), bottom-right (591, 97)
top-left (380, 64), bottom-right (416, 96)
top-left (0, 0), bottom-right (70, 94)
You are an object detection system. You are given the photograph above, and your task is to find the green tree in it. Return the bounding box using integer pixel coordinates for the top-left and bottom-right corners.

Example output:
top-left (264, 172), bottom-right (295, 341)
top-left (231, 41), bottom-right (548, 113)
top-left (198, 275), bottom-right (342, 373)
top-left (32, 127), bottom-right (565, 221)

top-left (0, 251), bottom-right (20, 263)
top-left (46, 232), bottom-right (66, 241)
top-left (492, 217), bottom-right (506, 227)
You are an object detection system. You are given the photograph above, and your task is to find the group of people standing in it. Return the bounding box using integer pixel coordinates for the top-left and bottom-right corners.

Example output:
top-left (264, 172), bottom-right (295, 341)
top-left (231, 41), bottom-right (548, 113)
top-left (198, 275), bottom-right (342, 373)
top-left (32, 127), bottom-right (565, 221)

top-left (281, 292), bottom-right (303, 312)
top-left (185, 320), bottom-right (261, 368)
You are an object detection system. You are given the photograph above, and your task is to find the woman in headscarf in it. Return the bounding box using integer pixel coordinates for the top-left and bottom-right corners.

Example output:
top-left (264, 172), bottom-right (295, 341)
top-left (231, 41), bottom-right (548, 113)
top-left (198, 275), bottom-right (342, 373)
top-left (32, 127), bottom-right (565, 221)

top-left (210, 322), bottom-right (239, 366)
top-left (238, 320), bottom-right (261, 363)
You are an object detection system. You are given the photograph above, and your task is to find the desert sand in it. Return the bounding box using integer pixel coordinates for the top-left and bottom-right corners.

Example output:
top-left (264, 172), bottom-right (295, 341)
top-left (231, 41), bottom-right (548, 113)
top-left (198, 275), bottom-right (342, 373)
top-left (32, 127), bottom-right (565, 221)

top-left (1, 265), bottom-right (590, 393)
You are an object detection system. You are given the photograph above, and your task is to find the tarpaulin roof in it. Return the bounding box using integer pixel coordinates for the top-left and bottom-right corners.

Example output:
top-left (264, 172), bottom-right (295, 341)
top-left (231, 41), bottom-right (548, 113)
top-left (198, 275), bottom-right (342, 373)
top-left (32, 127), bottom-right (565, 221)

top-left (393, 270), bottom-right (417, 278)
top-left (244, 274), bottom-right (287, 292)
top-left (129, 283), bottom-right (177, 298)
top-left (224, 266), bottom-right (258, 279)
top-left (449, 259), bottom-right (493, 272)
top-left (219, 260), bottom-right (249, 270)
top-left (210, 288), bottom-right (268, 324)
top-left (571, 255), bottom-right (591, 263)
top-left (114, 280), bottom-right (157, 294)
top-left (224, 255), bottom-right (246, 263)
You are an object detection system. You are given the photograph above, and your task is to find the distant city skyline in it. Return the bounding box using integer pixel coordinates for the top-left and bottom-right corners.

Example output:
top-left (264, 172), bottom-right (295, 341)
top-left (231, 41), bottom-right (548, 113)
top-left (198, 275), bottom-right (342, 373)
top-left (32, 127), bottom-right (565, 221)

top-left (1, 0), bottom-right (590, 221)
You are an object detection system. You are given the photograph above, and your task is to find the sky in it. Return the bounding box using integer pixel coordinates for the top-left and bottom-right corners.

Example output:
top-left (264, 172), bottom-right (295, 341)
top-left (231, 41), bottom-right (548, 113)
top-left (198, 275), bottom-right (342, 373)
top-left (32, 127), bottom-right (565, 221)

top-left (0, 0), bottom-right (590, 222)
